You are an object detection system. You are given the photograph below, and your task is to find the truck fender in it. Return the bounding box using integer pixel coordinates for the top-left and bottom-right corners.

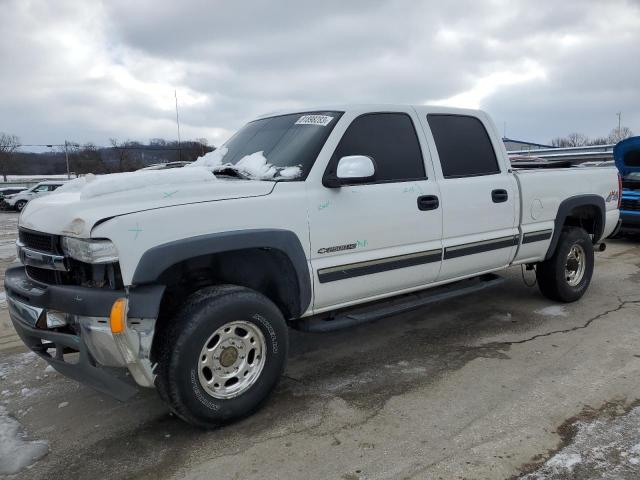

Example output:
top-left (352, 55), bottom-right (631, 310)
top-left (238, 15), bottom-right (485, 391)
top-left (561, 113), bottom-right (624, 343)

top-left (545, 194), bottom-right (605, 260)
top-left (131, 229), bottom-right (312, 316)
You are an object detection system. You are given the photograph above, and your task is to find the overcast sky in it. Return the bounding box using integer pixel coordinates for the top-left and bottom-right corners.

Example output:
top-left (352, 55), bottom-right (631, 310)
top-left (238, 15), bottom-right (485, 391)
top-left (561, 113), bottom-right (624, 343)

top-left (1, 0), bottom-right (639, 148)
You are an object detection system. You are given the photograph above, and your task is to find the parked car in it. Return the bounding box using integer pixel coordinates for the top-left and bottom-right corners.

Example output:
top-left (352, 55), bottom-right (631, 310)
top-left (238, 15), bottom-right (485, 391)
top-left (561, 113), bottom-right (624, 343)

top-left (0, 187), bottom-right (27, 201)
top-left (6, 105), bottom-right (620, 427)
top-left (614, 136), bottom-right (640, 235)
top-left (2, 181), bottom-right (65, 211)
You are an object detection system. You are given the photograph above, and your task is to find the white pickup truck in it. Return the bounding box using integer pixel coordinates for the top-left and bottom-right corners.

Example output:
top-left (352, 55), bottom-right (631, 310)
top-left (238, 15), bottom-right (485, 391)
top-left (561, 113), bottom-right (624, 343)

top-left (7, 105), bottom-right (620, 427)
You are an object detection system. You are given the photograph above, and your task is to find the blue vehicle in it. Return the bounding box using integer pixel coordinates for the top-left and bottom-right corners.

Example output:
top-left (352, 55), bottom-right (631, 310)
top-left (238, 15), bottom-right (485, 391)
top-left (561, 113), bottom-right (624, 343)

top-left (614, 136), bottom-right (640, 235)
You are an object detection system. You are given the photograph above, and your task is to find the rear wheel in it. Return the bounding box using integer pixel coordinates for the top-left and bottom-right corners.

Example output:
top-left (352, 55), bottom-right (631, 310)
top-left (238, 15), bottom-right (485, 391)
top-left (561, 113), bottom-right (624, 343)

top-left (536, 227), bottom-right (594, 302)
top-left (154, 285), bottom-right (288, 428)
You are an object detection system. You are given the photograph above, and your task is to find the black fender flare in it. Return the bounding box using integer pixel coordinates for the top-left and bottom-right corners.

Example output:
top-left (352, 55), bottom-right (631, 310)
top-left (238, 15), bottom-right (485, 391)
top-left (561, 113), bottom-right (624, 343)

top-left (131, 229), bottom-right (311, 317)
top-left (545, 194), bottom-right (605, 260)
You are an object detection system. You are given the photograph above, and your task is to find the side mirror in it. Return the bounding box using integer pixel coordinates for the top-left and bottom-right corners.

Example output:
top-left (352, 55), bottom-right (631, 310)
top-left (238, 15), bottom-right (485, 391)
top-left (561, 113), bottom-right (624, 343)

top-left (324, 155), bottom-right (376, 188)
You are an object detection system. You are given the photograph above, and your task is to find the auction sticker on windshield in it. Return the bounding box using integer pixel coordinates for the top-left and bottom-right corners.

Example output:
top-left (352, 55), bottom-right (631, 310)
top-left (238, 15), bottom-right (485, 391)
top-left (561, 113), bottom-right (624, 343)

top-left (295, 115), bottom-right (334, 126)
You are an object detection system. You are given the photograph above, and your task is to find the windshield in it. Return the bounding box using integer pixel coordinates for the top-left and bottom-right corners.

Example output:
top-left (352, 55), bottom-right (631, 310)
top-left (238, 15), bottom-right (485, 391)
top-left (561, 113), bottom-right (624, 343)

top-left (192, 111), bottom-right (342, 180)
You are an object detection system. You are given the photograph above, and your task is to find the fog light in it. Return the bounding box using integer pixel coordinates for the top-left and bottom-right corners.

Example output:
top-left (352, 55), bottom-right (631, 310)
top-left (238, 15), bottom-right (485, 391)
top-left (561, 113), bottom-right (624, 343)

top-left (46, 311), bottom-right (68, 328)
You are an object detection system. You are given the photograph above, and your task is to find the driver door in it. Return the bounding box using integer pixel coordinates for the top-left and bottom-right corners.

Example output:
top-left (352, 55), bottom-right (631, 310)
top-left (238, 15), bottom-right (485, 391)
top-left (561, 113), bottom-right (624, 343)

top-left (307, 110), bottom-right (443, 311)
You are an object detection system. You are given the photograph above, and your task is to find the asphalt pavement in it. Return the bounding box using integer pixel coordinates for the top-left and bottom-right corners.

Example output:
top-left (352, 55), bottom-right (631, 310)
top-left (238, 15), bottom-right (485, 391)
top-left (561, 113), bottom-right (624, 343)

top-left (1, 211), bottom-right (640, 479)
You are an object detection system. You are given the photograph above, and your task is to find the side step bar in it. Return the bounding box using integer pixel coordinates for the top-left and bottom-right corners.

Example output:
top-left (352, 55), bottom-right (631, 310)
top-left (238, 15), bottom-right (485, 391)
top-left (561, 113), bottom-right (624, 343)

top-left (296, 274), bottom-right (505, 333)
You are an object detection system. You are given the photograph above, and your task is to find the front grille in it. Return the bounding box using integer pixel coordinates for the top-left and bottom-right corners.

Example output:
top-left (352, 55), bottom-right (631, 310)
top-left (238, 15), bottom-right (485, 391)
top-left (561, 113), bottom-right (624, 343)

top-left (621, 199), bottom-right (640, 212)
top-left (19, 229), bottom-right (57, 253)
top-left (19, 228), bottom-right (123, 289)
top-left (25, 266), bottom-right (58, 284)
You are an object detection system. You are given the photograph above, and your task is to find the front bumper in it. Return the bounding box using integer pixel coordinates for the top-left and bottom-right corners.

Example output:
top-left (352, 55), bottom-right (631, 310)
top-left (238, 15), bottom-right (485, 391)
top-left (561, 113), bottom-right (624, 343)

top-left (620, 211), bottom-right (640, 232)
top-left (5, 265), bottom-right (165, 400)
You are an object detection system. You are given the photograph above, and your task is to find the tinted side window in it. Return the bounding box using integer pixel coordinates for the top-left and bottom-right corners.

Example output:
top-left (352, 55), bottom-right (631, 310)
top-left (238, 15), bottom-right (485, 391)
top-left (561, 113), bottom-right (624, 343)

top-left (329, 113), bottom-right (426, 182)
top-left (427, 114), bottom-right (500, 178)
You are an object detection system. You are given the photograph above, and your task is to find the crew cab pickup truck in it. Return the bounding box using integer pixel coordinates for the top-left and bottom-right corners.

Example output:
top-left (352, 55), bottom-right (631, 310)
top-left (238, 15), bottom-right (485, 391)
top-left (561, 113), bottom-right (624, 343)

top-left (6, 105), bottom-right (620, 427)
top-left (614, 136), bottom-right (640, 234)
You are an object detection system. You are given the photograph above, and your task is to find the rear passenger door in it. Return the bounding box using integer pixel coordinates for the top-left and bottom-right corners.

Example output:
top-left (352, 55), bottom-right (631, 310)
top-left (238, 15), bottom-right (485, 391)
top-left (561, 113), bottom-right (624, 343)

top-left (423, 113), bottom-right (518, 281)
top-left (308, 110), bottom-right (443, 311)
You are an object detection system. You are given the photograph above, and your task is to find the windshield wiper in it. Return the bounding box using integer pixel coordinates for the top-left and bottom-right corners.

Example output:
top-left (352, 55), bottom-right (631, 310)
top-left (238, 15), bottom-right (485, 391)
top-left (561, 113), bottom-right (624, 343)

top-left (212, 165), bottom-right (251, 180)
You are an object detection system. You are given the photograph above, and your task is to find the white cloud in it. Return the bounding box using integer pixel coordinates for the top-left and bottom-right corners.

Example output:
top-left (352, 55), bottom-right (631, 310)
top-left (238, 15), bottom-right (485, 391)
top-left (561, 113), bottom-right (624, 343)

top-left (0, 0), bottom-right (638, 147)
top-left (428, 60), bottom-right (547, 109)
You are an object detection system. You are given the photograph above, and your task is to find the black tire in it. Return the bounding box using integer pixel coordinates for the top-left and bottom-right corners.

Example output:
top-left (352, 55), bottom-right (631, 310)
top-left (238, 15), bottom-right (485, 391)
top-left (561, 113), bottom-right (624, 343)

top-left (154, 285), bottom-right (288, 428)
top-left (15, 200), bottom-right (26, 212)
top-left (536, 227), bottom-right (594, 302)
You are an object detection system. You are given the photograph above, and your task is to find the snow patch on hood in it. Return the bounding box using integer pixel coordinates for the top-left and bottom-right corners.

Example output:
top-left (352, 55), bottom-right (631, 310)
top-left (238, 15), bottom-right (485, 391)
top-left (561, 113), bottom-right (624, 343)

top-left (190, 147), bottom-right (302, 180)
top-left (0, 405), bottom-right (49, 475)
top-left (189, 146), bottom-right (228, 168)
top-left (235, 151), bottom-right (278, 179)
top-left (48, 147), bottom-right (300, 202)
top-left (55, 166), bottom-right (218, 200)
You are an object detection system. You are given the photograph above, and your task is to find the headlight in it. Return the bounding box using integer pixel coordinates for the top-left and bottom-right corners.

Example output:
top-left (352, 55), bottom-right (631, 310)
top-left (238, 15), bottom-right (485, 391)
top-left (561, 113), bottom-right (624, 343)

top-left (61, 237), bottom-right (119, 264)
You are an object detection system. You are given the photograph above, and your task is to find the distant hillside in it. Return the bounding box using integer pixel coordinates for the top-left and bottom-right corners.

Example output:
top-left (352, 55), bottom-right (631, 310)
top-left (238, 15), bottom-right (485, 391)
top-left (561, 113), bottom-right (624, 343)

top-left (5, 141), bottom-right (214, 175)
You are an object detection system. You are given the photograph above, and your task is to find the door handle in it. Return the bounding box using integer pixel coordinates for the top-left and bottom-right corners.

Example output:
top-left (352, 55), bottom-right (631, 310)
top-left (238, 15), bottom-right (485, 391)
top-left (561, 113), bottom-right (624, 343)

top-left (417, 195), bottom-right (439, 211)
top-left (492, 189), bottom-right (508, 203)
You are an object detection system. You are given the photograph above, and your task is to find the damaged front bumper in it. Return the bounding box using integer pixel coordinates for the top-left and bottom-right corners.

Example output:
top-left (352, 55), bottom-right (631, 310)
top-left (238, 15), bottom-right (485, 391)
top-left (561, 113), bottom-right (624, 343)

top-left (5, 266), bottom-right (164, 401)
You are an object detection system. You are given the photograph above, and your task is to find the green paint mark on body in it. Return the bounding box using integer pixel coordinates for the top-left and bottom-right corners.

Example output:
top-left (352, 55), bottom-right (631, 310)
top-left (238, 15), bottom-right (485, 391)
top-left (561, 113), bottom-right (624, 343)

top-left (163, 190), bottom-right (178, 198)
top-left (128, 223), bottom-right (143, 239)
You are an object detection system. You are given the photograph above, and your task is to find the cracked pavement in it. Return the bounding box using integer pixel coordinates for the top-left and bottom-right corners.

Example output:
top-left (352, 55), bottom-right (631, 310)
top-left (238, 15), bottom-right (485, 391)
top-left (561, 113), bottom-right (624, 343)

top-left (1, 211), bottom-right (640, 479)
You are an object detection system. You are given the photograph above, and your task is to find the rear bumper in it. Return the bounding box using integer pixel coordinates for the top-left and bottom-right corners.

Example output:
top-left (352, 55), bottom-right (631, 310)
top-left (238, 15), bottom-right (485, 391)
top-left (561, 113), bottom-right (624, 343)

top-left (5, 265), bottom-right (165, 400)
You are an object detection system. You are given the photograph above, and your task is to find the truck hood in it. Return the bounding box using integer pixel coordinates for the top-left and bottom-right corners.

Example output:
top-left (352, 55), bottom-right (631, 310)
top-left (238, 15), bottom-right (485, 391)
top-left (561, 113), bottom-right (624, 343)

top-left (19, 168), bottom-right (275, 237)
top-left (614, 136), bottom-right (640, 176)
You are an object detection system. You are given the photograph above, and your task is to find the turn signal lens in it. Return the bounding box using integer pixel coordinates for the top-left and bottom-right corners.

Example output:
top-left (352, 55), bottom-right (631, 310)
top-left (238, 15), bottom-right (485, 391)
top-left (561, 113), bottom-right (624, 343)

top-left (109, 298), bottom-right (127, 334)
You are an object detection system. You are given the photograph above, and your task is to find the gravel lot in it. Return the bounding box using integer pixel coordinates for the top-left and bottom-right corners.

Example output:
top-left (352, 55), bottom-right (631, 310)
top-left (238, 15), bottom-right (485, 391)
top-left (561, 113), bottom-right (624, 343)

top-left (1, 211), bottom-right (640, 479)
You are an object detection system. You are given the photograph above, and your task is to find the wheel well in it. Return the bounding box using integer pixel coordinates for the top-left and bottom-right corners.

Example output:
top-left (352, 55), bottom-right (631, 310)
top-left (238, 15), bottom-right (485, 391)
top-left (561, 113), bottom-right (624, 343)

top-left (563, 204), bottom-right (602, 240)
top-left (154, 248), bottom-right (301, 325)
top-left (545, 196), bottom-right (605, 260)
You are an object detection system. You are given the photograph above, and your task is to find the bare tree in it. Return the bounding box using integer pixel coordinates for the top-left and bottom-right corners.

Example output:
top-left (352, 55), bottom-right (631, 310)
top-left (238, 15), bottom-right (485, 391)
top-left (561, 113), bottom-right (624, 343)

top-left (0, 132), bottom-right (20, 181)
top-left (71, 143), bottom-right (107, 174)
top-left (587, 136), bottom-right (610, 146)
top-left (608, 126), bottom-right (634, 144)
top-left (550, 133), bottom-right (589, 148)
top-left (566, 133), bottom-right (589, 147)
top-left (110, 138), bottom-right (130, 172)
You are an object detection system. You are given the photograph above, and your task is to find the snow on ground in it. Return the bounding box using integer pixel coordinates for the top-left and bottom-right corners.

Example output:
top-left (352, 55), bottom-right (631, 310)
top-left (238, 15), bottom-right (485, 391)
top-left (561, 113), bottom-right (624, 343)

top-left (534, 305), bottom-right (568, 317)
top-left (521, 406), bottom-right (640, 479)
top-left (0, 405), bottom-right (49, 475)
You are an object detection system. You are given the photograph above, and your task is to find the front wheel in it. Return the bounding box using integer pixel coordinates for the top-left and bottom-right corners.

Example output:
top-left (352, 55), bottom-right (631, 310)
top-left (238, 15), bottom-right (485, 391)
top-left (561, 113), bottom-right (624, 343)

top-left (154, 285), bottom-right (288, 428)
top-left (14, 200), bottom-right (27, 212)
top-left (536, 227), bottom-right (594, 302)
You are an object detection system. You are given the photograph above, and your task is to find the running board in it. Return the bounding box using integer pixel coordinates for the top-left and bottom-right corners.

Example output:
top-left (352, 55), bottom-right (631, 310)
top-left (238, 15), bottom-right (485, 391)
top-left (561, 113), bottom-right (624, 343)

top-left (296, 274), bottom-right (505, 332)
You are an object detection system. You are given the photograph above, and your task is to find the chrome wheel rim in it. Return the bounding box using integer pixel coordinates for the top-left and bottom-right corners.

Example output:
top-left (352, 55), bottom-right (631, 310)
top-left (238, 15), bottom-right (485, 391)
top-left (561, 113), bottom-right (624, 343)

top-left (565, 244), bottom-right (586, 287)
top-left (197, 320), bottom-right (266, 399)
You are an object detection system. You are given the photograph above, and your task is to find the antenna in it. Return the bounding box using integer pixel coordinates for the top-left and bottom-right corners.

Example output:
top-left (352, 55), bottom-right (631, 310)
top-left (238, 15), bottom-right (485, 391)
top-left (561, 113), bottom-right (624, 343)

top-left (175, 89), bottom-right (182, 161)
